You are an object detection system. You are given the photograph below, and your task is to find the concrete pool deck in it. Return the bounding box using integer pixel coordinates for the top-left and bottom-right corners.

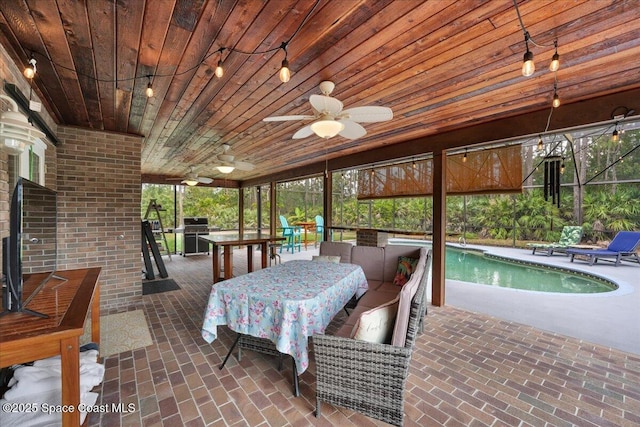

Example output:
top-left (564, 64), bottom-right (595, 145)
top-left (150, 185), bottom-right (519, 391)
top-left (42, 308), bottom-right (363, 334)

top-left (276, 242), bottom-right (640, 356)
top-left (444, 244), bottom-right (639, 356)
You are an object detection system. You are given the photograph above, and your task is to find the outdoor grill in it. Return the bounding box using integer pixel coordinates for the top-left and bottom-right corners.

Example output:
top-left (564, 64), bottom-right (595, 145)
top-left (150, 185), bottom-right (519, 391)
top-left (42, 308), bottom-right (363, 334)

top-left (182, 217), bottom-right (209, 256)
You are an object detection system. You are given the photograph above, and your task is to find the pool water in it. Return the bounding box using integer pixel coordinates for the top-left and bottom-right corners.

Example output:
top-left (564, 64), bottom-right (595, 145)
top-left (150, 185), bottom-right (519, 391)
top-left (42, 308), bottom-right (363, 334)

top-left (446, 249), bottom-right (615, 293)
top-left (388, 239), bottom-right (616, 294)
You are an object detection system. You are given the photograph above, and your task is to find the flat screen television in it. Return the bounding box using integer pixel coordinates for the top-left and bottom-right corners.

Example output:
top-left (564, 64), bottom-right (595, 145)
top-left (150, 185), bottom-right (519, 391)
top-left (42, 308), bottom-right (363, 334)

top-left (2, 177), bottom-right (58, 317)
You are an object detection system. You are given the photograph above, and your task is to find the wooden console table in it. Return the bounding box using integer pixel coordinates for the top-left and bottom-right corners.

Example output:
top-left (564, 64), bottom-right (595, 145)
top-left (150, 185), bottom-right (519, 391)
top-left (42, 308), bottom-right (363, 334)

top-left (0, 267), bottom-right (101, 426)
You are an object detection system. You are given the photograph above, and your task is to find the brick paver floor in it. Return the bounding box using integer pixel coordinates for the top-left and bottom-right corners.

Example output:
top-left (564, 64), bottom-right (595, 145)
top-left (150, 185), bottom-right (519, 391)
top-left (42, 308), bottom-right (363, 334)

top-left (87, 252), bottom-right (640, 426)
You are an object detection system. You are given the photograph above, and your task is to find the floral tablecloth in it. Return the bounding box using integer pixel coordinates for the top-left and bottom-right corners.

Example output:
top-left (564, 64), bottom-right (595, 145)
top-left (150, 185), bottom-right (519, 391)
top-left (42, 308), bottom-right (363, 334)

top-left (201, 260), bottom-right (368, 374)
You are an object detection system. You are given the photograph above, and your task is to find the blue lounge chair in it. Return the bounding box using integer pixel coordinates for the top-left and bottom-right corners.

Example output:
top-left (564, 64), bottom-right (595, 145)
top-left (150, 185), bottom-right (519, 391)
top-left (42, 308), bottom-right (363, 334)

top-left (526, 226), bottom-right (583, 256)
top-left (566, 231), bottom-right (640, 266)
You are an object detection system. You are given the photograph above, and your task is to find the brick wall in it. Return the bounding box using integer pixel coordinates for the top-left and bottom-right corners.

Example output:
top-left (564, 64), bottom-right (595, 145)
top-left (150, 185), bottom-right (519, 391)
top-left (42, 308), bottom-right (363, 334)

top-left (356, 229), bottom-right (388, 247)
top-left (2, 42), bottom-right (142, 311)
top-left (56, 126), bottom-right (143, 311)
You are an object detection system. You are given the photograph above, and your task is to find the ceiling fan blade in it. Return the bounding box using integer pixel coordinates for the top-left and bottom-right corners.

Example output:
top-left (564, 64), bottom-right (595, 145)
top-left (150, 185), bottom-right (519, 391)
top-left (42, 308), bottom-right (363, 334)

top-left (234, 161), bottom-right (255, 171)
top-left (341, 106), bottom-right (393, 123)
top-left (198, 177), bottom-right (213, 184)
top-left (292, 124), bottom-right (314, 139)
top-left (338, 120), bottom-right (367, 139)
top-left (310, 94), bottom-right (343, 116)
top-left (263, 115), bottom-right (314, 122)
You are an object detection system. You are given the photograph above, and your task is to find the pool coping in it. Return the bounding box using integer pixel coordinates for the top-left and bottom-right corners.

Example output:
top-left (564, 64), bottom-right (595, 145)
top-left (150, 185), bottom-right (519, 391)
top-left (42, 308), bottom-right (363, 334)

top-left (388, 238), bottom-right (635, 297)
top-left (455, 245), bottom-right (633, 297)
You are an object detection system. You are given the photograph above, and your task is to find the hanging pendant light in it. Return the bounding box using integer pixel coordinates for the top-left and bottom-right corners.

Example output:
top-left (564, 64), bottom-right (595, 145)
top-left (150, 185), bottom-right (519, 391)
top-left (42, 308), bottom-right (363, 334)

top-left (23, 56), bottom-right (37, 79)
top-left (279, 58), bottom-right (290, 83)
top-left (215, 59), bottom-right (224, 78)
top-left (521, 33), bottom-right (535, 77)
top-left (549, 40), bottom-right (560, 72)
top-left (279, 42), bottom-right (291, 83)
top-left (145, 76), bottom-right (154, 98)
top-left (611, 128), bottom-right (619, 143)
top-left (552, 82), bottom-right (560, 108)
top-left (214, 47), bottom-right (225, 78)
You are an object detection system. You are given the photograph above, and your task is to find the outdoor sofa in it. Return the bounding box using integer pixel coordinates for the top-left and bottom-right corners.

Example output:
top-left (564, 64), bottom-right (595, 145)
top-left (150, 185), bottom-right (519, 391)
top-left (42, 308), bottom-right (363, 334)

top-left (313, 241), bottom-right (432, 426)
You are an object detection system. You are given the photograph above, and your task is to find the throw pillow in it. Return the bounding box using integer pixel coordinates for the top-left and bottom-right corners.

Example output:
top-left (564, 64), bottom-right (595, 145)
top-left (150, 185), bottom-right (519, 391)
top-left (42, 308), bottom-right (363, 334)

top-left (350, 296), bottom-right (400, 344)
top-left (392, 256), bottom-right (419, 286)
top-left (312, 255), bottom-right (341, 263)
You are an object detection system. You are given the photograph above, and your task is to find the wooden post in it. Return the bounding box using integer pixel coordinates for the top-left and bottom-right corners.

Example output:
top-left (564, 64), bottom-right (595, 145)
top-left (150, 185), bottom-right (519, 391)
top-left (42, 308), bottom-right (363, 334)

top-left (323, 170), bottom-right (332, 241)
top-left (270, 182), bottom-right (277, 236)
top-left (432, 149), bottom-right (446, 306)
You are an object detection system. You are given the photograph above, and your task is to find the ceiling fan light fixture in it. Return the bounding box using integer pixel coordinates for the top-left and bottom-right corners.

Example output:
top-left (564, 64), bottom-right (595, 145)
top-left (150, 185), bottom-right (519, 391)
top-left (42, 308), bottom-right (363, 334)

top-left (311, 119), bottom-right (344, 138)
top-left (216, 165), bottom-right (235, 174)
top-left (183, 179), bottom-right (198, 186)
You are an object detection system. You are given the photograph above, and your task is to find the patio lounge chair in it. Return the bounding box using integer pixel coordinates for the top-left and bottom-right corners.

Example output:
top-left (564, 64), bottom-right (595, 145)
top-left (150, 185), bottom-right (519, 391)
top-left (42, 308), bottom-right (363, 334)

top-left (278, 215), bottom-right (301, 253)
top-left (526, 226), bottom-right (583, 256)
top-left (565, 231), bottom-right (640, 266)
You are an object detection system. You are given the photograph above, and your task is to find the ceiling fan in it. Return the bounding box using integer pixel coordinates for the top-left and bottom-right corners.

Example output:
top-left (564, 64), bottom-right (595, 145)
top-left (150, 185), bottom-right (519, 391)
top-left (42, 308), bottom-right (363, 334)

top-left (211, 144), bottom-right (255, 174)
top-left (174, 166), bottom-right (214, 186)
top-left (263, 80), bottom-right (393, 139)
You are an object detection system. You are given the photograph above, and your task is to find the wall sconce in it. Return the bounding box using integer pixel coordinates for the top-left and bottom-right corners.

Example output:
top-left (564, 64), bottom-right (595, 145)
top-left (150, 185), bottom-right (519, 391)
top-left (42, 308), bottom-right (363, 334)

top-left (0, 94), bottom-right (45, 155)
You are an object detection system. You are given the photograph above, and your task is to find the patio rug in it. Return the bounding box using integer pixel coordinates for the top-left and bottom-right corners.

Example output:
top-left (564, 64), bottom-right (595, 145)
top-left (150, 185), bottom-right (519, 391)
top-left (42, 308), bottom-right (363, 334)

top-left (143, 278), bottom-right (180, 295)
top-left (97, 310), bottom-right (153, 358)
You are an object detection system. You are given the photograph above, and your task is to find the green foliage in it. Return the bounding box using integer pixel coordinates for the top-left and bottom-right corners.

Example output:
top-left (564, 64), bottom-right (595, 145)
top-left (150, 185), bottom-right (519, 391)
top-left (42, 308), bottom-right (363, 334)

top-left (142, 127), bottom-right (639, 246)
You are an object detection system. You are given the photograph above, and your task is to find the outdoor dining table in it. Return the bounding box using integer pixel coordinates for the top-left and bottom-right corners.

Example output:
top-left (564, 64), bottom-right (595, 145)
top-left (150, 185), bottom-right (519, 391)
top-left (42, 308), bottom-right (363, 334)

top-left (198, 233), bottom-right (286, 282)
top-left (295, 221), bottom-right (316, 249)
top-left (201, 259), bottom-right (368, 396)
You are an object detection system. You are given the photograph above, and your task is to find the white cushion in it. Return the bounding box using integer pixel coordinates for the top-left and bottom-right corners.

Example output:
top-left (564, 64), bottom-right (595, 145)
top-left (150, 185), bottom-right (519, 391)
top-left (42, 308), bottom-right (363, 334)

top-left (312, 255), bottom-right (341, 263)
top-left (350, 296), bottom-right (400, 344)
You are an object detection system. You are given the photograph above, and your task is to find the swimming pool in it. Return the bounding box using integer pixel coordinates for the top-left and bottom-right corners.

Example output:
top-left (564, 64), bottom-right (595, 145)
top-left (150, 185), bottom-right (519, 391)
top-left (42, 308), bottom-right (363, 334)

top-left (388, 239), bottom-right (617, 294)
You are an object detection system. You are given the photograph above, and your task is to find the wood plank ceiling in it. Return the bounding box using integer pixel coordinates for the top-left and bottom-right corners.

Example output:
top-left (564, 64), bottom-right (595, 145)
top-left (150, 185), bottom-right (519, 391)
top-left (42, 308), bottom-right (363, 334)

top-left (1, 0), bottom-right (639, 186)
